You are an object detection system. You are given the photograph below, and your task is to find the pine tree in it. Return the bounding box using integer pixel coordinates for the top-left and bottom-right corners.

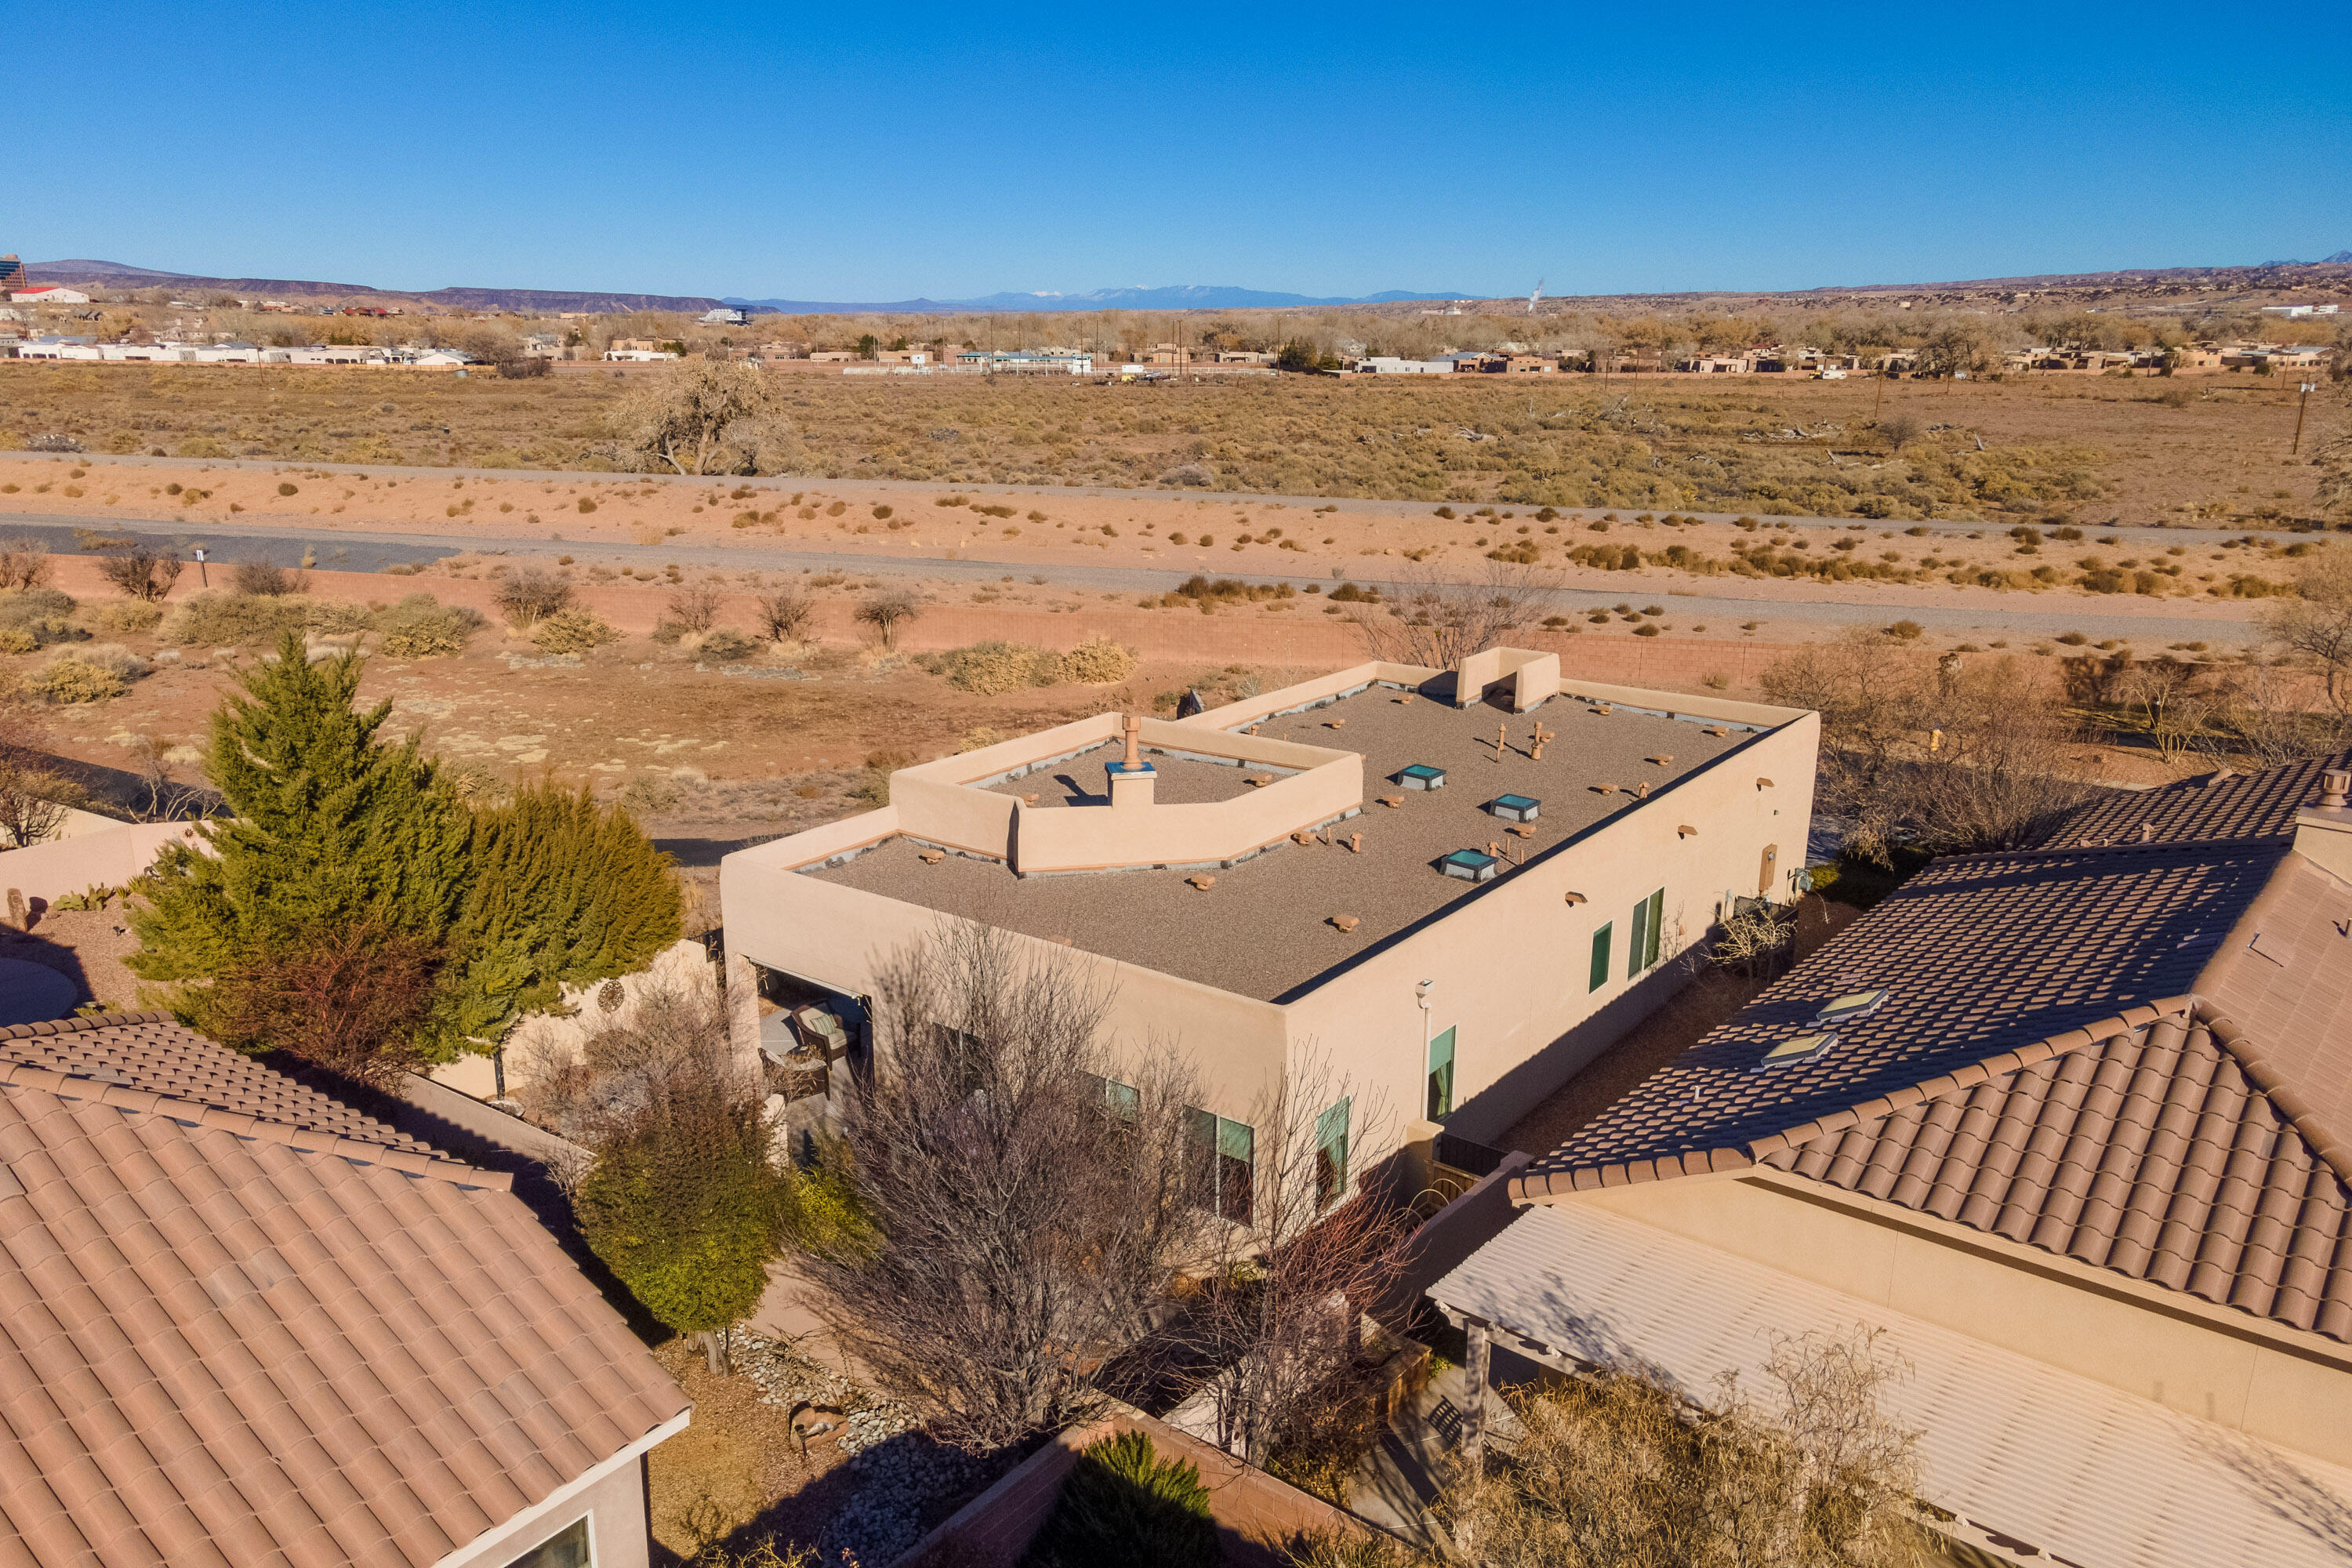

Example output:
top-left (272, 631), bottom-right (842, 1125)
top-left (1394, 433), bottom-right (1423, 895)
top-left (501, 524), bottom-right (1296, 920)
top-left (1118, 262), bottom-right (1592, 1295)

top-left (131, 632), bottom-right (473, 989)
top-left (438, 783), bottom-right (682, 1045)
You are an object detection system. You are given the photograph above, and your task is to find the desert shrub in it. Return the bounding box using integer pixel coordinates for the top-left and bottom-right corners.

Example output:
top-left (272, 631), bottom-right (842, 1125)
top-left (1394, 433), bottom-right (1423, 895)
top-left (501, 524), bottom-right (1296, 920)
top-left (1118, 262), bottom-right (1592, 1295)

top-left (159, 591), bottom-right (311, 646)
top-left (923, 640), bottom-right (1058, 694)
top-left (853, 588), bottom-right (922, 649)
top-left (375, 593), bottom-right (485, 659)
top-left (81, 599), bottom-right (162, 636)
top-left (532, 608), bottom-right (620, 654)
top-left (668, 582), bottom-right (721, 633)
top-left (0, 588), bottom-right (86, 648)
top-left (95, 549), bottom-right (183, 603)
top-left (1159, 463), bottom-right (1217, 487)
top-left (28, 652), bottom-right (129, 703)
top-left (1020, 1432), bottom-right (1216, 1568)
top-left (232, 559), bottom-right (309, 596)
top-left (695, 626), bottom-right (757, 662)
top-left (493, 567), bottom-right (575, 628)
top-left (1056, 635), bottom-right (1136, 685)
top-left (0, 629), bottom-right (31, 655)
top-left (0, 539), bottom-right (53, 591)
top-left (756, 584), bottom-right (815, 643)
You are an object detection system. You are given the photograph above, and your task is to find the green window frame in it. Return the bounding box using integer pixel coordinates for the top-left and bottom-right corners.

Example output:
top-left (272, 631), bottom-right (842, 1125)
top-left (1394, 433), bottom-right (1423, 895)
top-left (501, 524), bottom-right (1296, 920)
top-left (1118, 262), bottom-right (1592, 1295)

top-left (1316, 1098), bottom-right (1352, 1208)
top-left (1426, 1025), bottom-right (1457, 1121)
top-left (1589, 922), bottom-right (1613, 993)
top-left (1186, 1106), bottom-right (1255, 1225)
top-left (1083, 1073), bottom-right (1139, 1121)
top-left (1628, 887), bottom-right (1664, 978)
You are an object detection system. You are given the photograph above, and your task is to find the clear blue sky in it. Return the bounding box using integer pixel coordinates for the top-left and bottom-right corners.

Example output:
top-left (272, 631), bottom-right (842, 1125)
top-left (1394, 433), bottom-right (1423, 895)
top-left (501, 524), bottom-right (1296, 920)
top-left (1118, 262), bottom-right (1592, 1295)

top-left (16, 1), bottom-right (2348, 302)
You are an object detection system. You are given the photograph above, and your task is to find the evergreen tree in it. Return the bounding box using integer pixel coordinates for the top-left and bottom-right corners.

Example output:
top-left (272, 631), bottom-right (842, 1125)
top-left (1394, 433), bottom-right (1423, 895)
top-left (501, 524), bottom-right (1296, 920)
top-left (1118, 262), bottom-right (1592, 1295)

top-left (438, 783), bottom-right (682, 1047)
top-left (131, 632), bottom-right (473, 989)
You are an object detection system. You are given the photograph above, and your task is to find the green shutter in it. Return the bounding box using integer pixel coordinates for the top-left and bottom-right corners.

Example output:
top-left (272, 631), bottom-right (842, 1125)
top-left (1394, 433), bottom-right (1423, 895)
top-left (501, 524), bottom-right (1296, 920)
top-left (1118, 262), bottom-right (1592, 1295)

top-left (1316, 1098), bottom-right (1351, 1206)
top-left (1426, 1026), bottom-right (1457, 1120)
top-left (1644, 888), bottom-right (1664, 969)
top-left (1627, 896), bottom-right (1650, 978)
top-left (1589, 923), bottom-right (1613, 992)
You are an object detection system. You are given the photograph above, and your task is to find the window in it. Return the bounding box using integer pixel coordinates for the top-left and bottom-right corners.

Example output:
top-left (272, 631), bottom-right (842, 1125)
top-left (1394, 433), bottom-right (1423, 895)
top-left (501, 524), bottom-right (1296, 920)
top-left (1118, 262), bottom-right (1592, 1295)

top-left (1186, 1107), bottom-right (1255, 1225)
top-left (1588, 923), bottom-right (1613, 993)
top-left (1628, 887), bottom-right (1664, 978)
top-left (1081, 1073), bottom-right (1139, 1121)
top-left (1426, 1026), bottom-right (1457, 1121)
top-left (1316, 1098), bottom-right (1352, 1208)
top-left (502, 1516), bottom-right (589, 1568)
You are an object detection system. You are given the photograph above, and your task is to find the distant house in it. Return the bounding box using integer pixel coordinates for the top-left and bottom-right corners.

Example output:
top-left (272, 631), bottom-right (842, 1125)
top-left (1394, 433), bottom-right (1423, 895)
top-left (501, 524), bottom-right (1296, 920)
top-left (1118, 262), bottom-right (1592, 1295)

top-left (1433, 752), bottom-right (2352, 1568)
top-left (1350, 356), bottom-right (1451, 374)
top-left (954, 350), bottom-right (1093, 374)
top-left (9, 285), bottom-right (89, 305)
top-left (700, 307), bottom-right (750, 325)
top-left (0, 1011), bottom-right (691, 1567)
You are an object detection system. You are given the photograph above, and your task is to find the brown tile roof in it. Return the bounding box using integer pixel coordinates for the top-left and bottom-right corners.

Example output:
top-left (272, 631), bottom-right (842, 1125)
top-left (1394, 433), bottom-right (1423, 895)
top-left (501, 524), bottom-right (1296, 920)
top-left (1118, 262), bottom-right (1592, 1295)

top-left (1759, 1007), bottom-right (2352, 1341)
top-left (0, 1017), bottom-right (689, 1566)
top-left (0, 1013), bottom-right (437, 1160)
top-left (1518, 840), bottom-right (2285, 1188)
top-left (2034, 749), bottom-right (2352, 848)
top-left (1515, 747), bottom-right (2352, 1345)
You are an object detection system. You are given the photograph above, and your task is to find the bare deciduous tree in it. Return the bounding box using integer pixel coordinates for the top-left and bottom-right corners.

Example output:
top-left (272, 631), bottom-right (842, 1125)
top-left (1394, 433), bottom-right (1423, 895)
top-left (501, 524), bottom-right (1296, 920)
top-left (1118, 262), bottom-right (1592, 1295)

top-left (803, 924), bottom-right (1207, 1451)
top-left (1175, 1060), bottom-right (1414, 1468)
top-left (2259, 551), bottom-right (2352, 717)
top-left (492, 568), bottom-right (575, 629)
top-left (854, 588), bottom-right (923, 650)
top-left (756, 583), bottom-right (816, 644)
top-left (0, 538), bottom-right (52, 592)
top-left (1443, 1327), bottom-right (1928, 1568)
top-left (95, 547), bottom-right (183, 603)
top-left (1342, 561), bottom-right (1558, 670)
top-left (1764, 633), bottom-right (2089, 862)
top-left (0, 688), bottom-right (68, 848)
top-left (666, 582), bottom-right (721, 634)
top-left (614, 361), bottom-right (793, 476)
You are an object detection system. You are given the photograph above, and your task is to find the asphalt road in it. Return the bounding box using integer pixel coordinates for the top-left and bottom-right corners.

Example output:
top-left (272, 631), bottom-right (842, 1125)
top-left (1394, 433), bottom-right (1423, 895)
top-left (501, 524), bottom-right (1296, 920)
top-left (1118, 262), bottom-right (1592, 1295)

top-left (1, 510), bottom-right (2261, 644)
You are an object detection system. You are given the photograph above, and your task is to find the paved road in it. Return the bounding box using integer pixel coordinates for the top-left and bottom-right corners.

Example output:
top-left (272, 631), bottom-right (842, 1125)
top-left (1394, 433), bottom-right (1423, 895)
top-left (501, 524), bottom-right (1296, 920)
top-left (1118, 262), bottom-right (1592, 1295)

top-left (3, 448), bottom-right (2278, 547)
top-left (1, 510), bottom-right (2262, 644)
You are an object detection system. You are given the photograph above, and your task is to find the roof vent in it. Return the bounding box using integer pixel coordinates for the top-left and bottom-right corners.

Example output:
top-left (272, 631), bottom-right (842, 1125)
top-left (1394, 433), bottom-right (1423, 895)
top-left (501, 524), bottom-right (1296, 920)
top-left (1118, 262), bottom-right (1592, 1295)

top-left (1760, 1032), bottom-right (1838, 1071)
top-left (2321, 768), bottom-right (2352, 809)
top-left (1813, 989), bottom-right (1889, 1027)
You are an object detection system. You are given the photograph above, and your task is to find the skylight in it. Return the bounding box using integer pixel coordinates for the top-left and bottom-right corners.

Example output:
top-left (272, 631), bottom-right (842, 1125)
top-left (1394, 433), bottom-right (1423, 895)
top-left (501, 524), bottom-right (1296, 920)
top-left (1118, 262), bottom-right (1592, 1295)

top-left (1759, 1032), bottom-right (1838, 1071)
top-left (1813, 989), bottom-right (1889, 1027)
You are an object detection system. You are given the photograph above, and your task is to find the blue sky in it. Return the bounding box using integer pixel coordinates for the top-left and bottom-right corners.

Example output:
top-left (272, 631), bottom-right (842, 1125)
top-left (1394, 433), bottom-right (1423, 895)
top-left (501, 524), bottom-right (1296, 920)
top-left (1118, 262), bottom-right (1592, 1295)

top-left (15, 1), bottom-right (2348, 301)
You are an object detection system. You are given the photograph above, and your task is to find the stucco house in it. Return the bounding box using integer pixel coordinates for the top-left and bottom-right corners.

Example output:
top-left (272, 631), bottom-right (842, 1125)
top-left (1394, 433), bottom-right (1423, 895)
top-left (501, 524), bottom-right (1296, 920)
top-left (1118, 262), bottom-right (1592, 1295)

top-left (720, 648), bottom-right (1818, 1214)
top-left (1432, 753), bottom-right (2352, 1566)
top-left (0, 1012), bottom-right (689, 1568)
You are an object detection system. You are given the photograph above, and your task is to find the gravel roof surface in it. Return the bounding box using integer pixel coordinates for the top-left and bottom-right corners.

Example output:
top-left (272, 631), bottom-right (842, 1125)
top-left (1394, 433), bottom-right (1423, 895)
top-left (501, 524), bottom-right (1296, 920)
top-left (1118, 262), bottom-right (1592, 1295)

top-left (979, 740), bottom-right (1264, 808)
top-left (810, 687), bottom-right (1753, 1000)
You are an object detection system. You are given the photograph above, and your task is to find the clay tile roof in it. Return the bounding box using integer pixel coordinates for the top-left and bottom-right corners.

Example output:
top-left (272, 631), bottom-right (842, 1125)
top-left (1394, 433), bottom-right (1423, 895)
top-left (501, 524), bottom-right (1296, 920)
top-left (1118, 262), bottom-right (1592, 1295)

top-left (1516, 747), bottom-right (2352, 1345)
top-left (0, 1020), bottom-right (690, 1566)
top-left (2033, 748), bottom-right (2351, 848)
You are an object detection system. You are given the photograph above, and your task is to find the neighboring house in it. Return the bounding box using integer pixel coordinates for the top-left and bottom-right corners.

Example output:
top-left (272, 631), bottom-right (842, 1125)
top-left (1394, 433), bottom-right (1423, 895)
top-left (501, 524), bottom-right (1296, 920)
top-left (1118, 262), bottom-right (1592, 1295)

top-left (953, 350), bottom-right (1093, 374)
top-left (0, 1012), bottom-right (691, 1567)
top-left (1432, 753), bottom-right (2352, 1567)
top-left (1350, 357), bottom-right (1452, 374)
top-left (699, 307), bottom-right (749, 325)
top-left (720, 649), bottom-right (1817, 1212)
top-left (9, 285), bottom-right (89, 304)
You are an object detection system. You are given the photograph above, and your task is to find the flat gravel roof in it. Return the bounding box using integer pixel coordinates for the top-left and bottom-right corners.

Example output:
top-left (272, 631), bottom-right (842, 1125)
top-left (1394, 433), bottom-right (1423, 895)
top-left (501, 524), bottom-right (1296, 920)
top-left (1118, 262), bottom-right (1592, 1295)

top-left (808, 686), bottom-right (1753, 1001)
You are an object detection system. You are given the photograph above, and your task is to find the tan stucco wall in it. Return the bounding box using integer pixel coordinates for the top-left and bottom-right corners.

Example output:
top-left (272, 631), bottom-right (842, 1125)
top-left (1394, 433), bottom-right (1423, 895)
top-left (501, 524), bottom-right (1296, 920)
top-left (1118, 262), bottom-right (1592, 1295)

top-left (442, 1448), bottom-right (652, 1568)
top-left (1282, 713), bottom-right (1819, 1146)
top-left (1580, 1175), bottom-right (2352, 1468)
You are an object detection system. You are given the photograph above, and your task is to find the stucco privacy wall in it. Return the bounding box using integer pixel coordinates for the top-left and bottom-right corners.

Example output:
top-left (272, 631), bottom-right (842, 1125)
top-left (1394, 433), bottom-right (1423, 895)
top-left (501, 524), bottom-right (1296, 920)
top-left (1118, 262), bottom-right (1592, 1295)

top-left (1283, 713), bottom-right (1820, 1147)
top-left (1576, 1173), bottom-right (2352, 1471)
top-left (717, 862), bottom-right (1298, 1123)
top-left (0, 820), bottom-right (202, 907)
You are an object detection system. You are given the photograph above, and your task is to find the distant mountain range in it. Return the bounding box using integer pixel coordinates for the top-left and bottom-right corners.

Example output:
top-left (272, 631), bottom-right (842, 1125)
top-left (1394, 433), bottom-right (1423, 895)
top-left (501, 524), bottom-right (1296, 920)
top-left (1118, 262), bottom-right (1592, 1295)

top-left (721, 285), bottom-right (1467, 314)
top-left (19, 256), bottom-right (2349, 317)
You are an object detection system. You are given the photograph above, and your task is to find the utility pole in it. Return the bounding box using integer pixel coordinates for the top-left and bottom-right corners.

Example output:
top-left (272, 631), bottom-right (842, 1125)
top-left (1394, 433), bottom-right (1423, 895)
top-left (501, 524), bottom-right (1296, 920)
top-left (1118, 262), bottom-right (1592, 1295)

top-left (2293, 382), bottom-right (2318, 456)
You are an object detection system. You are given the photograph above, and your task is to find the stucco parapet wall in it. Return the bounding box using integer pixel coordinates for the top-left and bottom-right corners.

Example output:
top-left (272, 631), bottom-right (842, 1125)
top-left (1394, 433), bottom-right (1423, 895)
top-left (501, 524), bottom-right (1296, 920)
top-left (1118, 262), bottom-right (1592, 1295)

top-left (1549, 679), bottom-right (1808, 732)
top-left (1181, 662), bottom-right (1441, 731)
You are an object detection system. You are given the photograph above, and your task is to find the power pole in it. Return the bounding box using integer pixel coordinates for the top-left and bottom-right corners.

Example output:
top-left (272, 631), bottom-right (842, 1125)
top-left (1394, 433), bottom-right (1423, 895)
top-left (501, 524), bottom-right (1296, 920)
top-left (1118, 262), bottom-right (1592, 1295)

top-left (2293, 381), bottom-right (2318, 456)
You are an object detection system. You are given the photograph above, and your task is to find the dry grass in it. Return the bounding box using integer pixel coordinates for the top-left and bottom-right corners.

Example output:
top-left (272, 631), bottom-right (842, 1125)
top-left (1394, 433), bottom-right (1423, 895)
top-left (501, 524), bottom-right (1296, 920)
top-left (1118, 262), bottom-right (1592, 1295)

top-left (0, 362), bottom-right (2335, 523)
